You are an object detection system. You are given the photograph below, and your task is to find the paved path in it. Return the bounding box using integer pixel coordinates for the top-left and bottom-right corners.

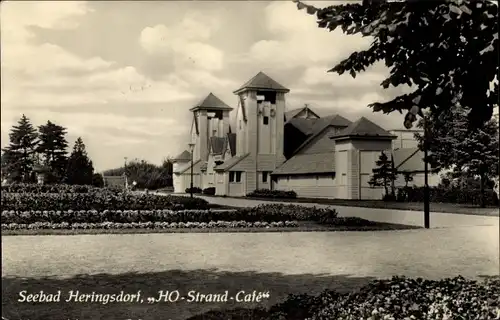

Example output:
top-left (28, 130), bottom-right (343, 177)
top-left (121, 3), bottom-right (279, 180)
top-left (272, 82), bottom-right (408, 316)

top-left (3, 228), bottom-right (499, 280)
top-left (164, 193), bottom-right (499, 228)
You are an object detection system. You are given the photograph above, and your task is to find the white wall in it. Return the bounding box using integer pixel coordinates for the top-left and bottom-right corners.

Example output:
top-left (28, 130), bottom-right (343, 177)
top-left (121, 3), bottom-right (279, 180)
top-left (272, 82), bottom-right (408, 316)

top-left (335, 149), bottom-right (348, 199)
top-left (275, 174), bottom-right (336, 198)
top-left (359, 150), bottom-right (385, 200)
top-left (394, 172), bottom-right (441, 188)
top-left (228, 172), bottom-right (245, 196)
top-left (215, 172), bottom-right (227, 195)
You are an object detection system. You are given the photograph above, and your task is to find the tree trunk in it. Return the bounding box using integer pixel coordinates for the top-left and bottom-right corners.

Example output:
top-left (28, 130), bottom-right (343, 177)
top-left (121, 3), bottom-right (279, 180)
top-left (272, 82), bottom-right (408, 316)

top-left (480, 172), bottom-right (486, 208)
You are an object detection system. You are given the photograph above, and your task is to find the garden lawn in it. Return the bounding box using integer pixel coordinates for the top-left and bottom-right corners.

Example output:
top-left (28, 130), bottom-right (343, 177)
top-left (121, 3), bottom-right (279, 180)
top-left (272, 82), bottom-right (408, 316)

top-left (206, 194), bottom-right (499, 216)
top-left (2, 226), bottom-right (498, 320)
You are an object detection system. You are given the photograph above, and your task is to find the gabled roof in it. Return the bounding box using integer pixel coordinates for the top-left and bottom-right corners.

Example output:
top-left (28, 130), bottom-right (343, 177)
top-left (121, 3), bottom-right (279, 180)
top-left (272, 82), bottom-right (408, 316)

top-left (292, 114), bottom-right (352, 156)
top-left (175, 159), bottom-right (203, 174)
top-left (287, 118), bottom-right (318, 135)
top-left (392, 148), bottom-right (419, 168)
top-left (214, 153), bottom-right (250, 171)
top-left (209, 137), bottom-right (226, 155)
top-left (285, 105), bottom-right (320, 122)
top-left (272, 153), bottom-right (335, 175)
top-left (189, 93), bottom-right (233, 112)
top-left (227, 133), bottom-right (236, 157)
top-left (331, 117), bottom-right (396, 140)
top-left (233, 71), bottom-right (289, 94)
top-left (393, 147), bottom-right (436, 173)
top-left (173, 150), bottom-right (191, 162)
top-left (285, 107), bottom-right (304, 121)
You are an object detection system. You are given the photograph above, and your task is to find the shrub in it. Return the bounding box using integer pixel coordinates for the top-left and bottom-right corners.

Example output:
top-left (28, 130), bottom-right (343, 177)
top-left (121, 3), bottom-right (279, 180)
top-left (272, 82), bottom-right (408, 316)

top-left (1, 183), bottom-right (96, 194)
top-left (247, 189), bottom-right (297, 199)
top-left (0, 204), bottom-right (341, 225)
top-left (382, 193), bottom-right (397, 202)
top-left (0, 192), bottom-right (209, 211)
top-left (185, 187), bottom-right (202, 194)
top-left (397, 186), bottom-right (499, 206)
top-left (203, 187), bottom-right (216, 195)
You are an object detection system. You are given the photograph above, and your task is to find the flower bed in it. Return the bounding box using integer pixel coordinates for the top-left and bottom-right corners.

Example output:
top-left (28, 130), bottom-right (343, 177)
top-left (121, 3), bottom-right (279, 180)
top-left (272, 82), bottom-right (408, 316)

top-left (0, 192), bottom-right (209, 211)
top-left (1, 205), bottom-right (340, 224)
top-left (188, 276), bottom-right (500, 320)
top-left (2, 220), bottom-right (300, 231)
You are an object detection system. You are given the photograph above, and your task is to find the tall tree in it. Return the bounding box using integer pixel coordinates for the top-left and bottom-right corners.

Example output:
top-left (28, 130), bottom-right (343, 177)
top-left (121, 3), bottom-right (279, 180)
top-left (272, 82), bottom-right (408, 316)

top-left (296, 0), bottom-right (498, 130)
top-left (415, 107), bottom-right (499, 207)
top-left (36, 120), bottom-right (69, 183)
top-left (368, 151), bottom-right (398, 197)
top-left (65, 137), bottom-right (94, 185)
top-left (1, 114), bottom-right (39, 182)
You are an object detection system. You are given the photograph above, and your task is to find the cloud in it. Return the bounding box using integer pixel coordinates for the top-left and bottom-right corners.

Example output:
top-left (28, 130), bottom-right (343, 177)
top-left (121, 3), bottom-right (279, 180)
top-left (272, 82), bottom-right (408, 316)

top-left (139, 12), bottom-right (224, 71)
top-left (247, 2), bottom-right (370, 70)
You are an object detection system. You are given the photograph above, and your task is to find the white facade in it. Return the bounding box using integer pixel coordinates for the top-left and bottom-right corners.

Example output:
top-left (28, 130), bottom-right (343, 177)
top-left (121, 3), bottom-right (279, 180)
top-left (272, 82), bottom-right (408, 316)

top-left (275, 174), bottom-right (336, 199)
top-left (175, 73), bottom-right (438, 199)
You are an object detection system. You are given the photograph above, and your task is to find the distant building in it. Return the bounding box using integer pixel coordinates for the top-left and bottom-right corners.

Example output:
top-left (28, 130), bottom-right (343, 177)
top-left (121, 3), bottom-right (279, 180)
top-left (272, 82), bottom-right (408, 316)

top-left (173, 71), bottom-right (439, 199)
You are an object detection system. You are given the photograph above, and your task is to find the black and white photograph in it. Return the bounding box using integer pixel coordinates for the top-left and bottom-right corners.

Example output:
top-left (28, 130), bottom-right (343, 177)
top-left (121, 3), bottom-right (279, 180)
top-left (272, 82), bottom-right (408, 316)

top-left (1, 0), bottom-right (499, 319)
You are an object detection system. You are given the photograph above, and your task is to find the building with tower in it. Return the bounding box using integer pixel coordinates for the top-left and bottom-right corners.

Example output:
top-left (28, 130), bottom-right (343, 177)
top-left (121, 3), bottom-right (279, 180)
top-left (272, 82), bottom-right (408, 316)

top-left (173, 71), bottom-right (439, 199)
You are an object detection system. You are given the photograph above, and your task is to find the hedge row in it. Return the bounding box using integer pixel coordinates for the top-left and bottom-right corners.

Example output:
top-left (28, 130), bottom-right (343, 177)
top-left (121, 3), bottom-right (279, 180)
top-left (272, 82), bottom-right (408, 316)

top-left (188, 276), bottom-right (500, 320)
top-left (396, 186), bottom-right (499, 206)
top-left (1, 204), bottom-right (340, 224)
top-left (203, 187), bottom-right (216, 195)
top-left (0, 193), bottom-right (209, 211)
top-left (185, 187), bottom-right (202, 194)
top-left (2, 220), bottom-right (300, 230)
top-left (247, 189), bottom-right (297, 199)
top-left (0, 183), bottom-right (118, 194)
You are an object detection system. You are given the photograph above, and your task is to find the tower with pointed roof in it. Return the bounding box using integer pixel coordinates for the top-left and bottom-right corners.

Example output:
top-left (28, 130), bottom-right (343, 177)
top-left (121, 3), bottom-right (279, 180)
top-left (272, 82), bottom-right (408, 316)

top-left (189, 93), bottom-right (232, 162)
top-left (232, 71), bottom-right (289, 192)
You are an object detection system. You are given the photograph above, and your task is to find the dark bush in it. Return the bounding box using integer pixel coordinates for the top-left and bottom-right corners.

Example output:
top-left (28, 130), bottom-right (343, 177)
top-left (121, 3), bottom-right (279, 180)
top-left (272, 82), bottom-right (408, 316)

top-left (397, 186), bottom-right (499, 206)
top-left (247, 189), bottom-right (297, 199)
top-left (91, 173), bottom-right (105, 188)
top-left (382, 193), bottom-right (397, 201)
top-left (202, 187), bottom-right (216, 195)
top-left (185, 187), bottom-right (202, 194)
top-left (0, 192), bottom-right (209, 211)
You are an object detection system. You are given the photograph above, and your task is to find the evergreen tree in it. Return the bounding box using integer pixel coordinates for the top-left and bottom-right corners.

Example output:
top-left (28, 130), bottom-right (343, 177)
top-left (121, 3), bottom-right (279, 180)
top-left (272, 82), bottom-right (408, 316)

top-left (403, 172), bottom-right (414, 187)
top-left (296, 0), bottom-right (498, 130)
top-left (415, 108), bottom-right (499, 207)
top-left (65, 137), bottom-right (94, 185)
top-left (36, 120), bottom-right (68, 183)
top-left (368, 151), bottom-right (398, 196)
top-left (1, 114), bottom-right (39, 182)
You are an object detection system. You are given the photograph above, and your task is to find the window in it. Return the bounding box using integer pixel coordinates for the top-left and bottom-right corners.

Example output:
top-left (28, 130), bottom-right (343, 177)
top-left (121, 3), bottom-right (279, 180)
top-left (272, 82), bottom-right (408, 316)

top-left (229, 171), bottom-right (242, 183)
top-left (263, 116), bottom-right (269, 125)
top-left (262, 172), bottom-right (268, 183)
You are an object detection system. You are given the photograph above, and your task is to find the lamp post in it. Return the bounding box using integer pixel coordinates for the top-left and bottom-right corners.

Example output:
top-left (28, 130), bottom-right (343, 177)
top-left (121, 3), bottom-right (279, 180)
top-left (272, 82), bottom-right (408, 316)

top-left (188, 143), bottom-right (195, 198)
top-left (423, 116), bottom-right (430, 229)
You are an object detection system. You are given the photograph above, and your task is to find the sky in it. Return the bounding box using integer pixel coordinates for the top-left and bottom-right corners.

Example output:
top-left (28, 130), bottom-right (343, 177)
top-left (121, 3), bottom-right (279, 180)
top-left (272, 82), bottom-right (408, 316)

top-left (1, 0), bottom-right (413, 172)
